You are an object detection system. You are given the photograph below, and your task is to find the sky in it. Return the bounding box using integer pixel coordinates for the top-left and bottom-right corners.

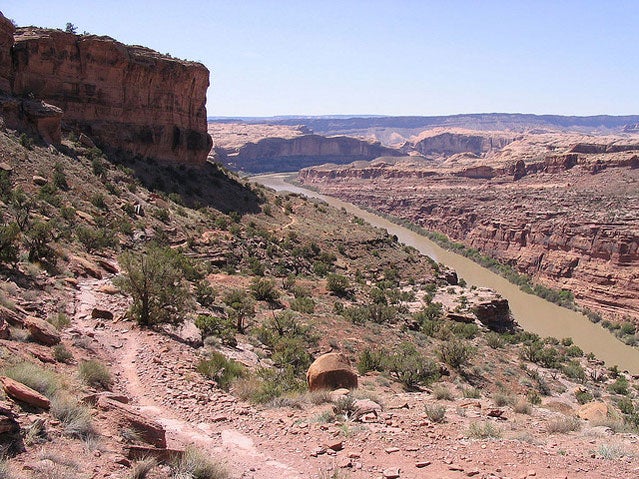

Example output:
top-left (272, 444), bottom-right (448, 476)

top-left (3, 1), bottom-right (639, 117)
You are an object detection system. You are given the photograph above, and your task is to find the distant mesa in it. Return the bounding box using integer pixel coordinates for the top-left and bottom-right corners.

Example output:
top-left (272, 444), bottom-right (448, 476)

top-left (0, 12), bottom-right (211, 164)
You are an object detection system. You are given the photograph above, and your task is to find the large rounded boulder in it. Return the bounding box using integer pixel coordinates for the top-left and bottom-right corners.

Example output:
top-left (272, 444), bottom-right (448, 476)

top-left (306, 353), bottom-right (358, 392)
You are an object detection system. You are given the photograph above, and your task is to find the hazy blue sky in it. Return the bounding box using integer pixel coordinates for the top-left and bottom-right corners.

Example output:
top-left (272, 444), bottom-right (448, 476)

top-left (3, 1), bottom-right (638, 117)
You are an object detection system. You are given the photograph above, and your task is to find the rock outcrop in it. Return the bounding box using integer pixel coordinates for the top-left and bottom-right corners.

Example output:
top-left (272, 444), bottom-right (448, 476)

top-left (307, 353), bottom-right (358, 391)
top-left (216, 131), bottom-right (402, 173)
top-left (411, 130), bottom-right (516, 157)
top-left (23, 316), bottom-right (61, 346)
top-left (0, 13), bottom-right (211, 164)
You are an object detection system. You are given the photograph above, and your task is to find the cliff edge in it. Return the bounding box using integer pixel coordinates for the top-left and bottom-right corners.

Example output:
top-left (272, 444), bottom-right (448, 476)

top-left (0, 13), bottom-right (211, 164)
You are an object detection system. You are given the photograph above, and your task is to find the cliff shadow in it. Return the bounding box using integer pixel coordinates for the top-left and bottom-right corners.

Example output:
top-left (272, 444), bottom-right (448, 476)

top-left (110, 154), bottom-right (263, 215)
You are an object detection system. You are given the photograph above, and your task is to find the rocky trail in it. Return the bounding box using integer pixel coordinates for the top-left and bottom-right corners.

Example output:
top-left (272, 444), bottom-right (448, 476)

top-left (68, 276), bottom-right (639, 479)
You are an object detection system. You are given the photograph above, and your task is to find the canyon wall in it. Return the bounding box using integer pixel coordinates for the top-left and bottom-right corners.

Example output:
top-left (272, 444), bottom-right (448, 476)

top-left (411, 131), bottom-right (517, 157)
top-left (0, 13), bottom-right (211, 164)
top-left (215, 131), bottom-right (402, 173)
top-left (299, 144), bottom-right (639, 324)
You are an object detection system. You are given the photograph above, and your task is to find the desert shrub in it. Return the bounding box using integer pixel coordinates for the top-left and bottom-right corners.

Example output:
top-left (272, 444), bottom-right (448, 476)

top-left (0, 222), bottom-right (20, 265)
top-left (333, 395), bottom-right (357, 420)
top-left (115, 245), bottom-right (191, 327)
top-left (493, 392), bottom-right (513, 407)
top-left (52, 162), bottom-right (69, 191)
top-left (385, 342), bottom-right (439, 390)
top-left (195, 280), bottom-right (216, 307)
top-left (467, 421), bottom-right (501, 439)
top-left (79, 359), bottom-right (112, 390)
top-left (326, 274), bottom-right (350, 297)
top-left (617, 396), bottom-right (634, 415)
top-left (223, 289), bottom-right (255, 333)
top-left (2, 362), bottom-right (60, 397)
top-left (290, 296), bottom-right (315, 313)
top-left (90, 193), bottom-right (107, 209)
top-left (50, 394), bottom-right (97, 439)
top-left (254, 311), bottom-right (314, 348)
top-left (562, 361), bottom-right (586, 382)
top-left (424, 404), bottom-right (446, 423)
top-left (197, 352), bottom-right (245, 391)
top-left (234, 367), bottom-right (305, 404)
top-left (450, 322), bottom-right (479, 339)
top-left (25, 220), bottom-right (54, 262)
top-left (546, 416), bottom-right (580, 434)
top-left (194, 315), bottom-right (236, 346)
top-left (171, 445), bottom-right (228, 479)
top-left (129, 457), bottom-right (158, 479)
top-left (575, 390), bottom-right (593, 405)
top-left (48, 312), bottom-right (70, 330)
top-left (53, 344), bottom-right (73, 363)
top-left (485, 332), bottom-right (505, 349)
top-left (609, 376), bottom-right (630, 396)
top-left (357, 348), bottom-right (386, 375)
top-left (91, 157), bottom-right (106, 177)
top-left (462, 387), bottom-right (481, 399)
top-left (437, 339), bottom-right (474, 370)
top-left (76, 225), bottom-right (116, 253)
top-left (271, 336), bottom-right (312, 374)
top-left (432, 385), bottom-right (454, 400)
top-left (250, 277), bottom-right (280, 302)
top-left (565, 344), bottom-right (583, 358)
top-left (19, 133), bottom-right (33, 149)
top-left (513, 398), bottom-right (532, 414)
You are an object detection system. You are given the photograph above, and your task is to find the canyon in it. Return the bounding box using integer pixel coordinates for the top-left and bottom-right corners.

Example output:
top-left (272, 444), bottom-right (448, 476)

top-left (0, 13), bottom-right (211, 164)
top-left (298, 131), bottom-right (639, 326)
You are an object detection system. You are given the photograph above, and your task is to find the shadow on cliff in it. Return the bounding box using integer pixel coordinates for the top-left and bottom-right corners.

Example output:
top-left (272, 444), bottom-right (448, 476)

top-left (115, 155), bottom-right (262, 215)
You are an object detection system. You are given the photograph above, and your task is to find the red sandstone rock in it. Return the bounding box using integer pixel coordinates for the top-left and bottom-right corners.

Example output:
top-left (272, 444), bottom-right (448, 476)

top-left (97, 396), bottom-right (166, 448)
top-left (24, 316), bottom-right (60, 346)
top-left (1, 376), bottom-right (50, 409)
top-left (306, 352), bottom-right (358, 391)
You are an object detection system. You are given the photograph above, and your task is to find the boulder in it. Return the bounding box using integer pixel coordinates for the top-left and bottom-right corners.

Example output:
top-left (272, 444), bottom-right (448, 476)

top-left (352, 398), bottom-right (382, 421)
top-left (307, 353), bottom-right (358, 392)
top-left (1, 376), bottom-right (50, 409)
top-left (24, 316), bottom-right (60, 346)
top-left (91, 308), bottom-right (114, 320)
top-left (577, 401), bottom-right (608, 421)
top-left (96, 396), bottom-right (166, 448)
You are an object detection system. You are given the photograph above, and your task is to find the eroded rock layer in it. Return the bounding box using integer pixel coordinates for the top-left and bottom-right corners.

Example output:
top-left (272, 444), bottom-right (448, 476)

top-left (299, 134), bottom-right (639, 324)
top-left (0, 13), bottom-right (211, 164)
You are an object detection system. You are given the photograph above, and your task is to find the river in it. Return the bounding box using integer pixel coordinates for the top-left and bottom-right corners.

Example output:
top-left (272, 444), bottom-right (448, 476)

top-left (252, 173), bottom-right (639, 373)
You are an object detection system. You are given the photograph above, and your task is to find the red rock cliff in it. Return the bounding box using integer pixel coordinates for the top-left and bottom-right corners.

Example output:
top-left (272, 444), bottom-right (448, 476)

top-left (0, 13), bottom-right (211, 164)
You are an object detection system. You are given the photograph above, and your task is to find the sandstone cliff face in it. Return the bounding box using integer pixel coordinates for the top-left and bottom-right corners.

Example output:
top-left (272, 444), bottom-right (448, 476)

top-left (0, 14), bottom-right (211, 164)
top-left (0, 14), bottom-right (13, 92)
top-left (216, 132), bottom-right (402, 173)
top-left (411, 131), bottom-right (516, 157)
top-left (299, 140), bottom-right (639, 324)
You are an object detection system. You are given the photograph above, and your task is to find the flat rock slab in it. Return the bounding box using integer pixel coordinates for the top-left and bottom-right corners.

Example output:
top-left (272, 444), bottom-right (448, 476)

top-left (97, 396), bottom-right (166, 448)
top-left (1, 376), bottom-right (50, 409)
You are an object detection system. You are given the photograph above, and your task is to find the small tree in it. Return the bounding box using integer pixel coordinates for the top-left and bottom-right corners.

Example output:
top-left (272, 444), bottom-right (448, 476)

top-left (223, 289), bottom-right (255, 333)
top-left (115, 245), bottom-right (190, 327)
top-left (65, 22), bottom-right (77, 34)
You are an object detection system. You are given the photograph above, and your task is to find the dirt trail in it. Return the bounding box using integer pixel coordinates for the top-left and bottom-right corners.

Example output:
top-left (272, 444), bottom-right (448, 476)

top-left (73, 277), bottom-right (304, 479)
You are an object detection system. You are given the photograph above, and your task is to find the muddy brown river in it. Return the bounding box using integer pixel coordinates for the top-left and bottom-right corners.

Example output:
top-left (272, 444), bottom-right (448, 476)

top-left (253, 173), bottom-right (639, 373)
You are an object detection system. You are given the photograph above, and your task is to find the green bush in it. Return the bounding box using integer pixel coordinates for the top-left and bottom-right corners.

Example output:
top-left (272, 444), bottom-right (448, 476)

top-left (194, 315), bottom-right (236, 346)
top-left (249, 277), bottom-right (280, 302)
top-left (437, 339), bottom-right (475, 370)
top-left (562, 361), bottom-right (586, 382)
top-left (115, 245), bottom-right (191, 327)
top-left (326, 274), bottom-right (350, 297)
top-left (575, 390), bottom-right (593, 405)
top-left (197, 352), bottom-right (245, 391)
top-left (290, 296), bottom-right (315, 313)
top-left (357, 348), bottom-right (386, 375)
top-left (485, 332), bottom-right (505, 349)
top-left (195, 280), bottom-right (216, 307)
top-left (79, 359), bottom-right (112, 390)
top-left (53, 344), bottom-right (73, 363)
top-left (25, 220), bottom-right (54, 262)
top-left (385, 342), bottom-right (439, 390)
top-left (0, 222), bottom-right (20, 265)
top-left (52, 162), bottom-right (69, 191)
top-left (609, 376), bottom-right (630, 396)
top-left (76, 226), bottom-right (116, 253)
